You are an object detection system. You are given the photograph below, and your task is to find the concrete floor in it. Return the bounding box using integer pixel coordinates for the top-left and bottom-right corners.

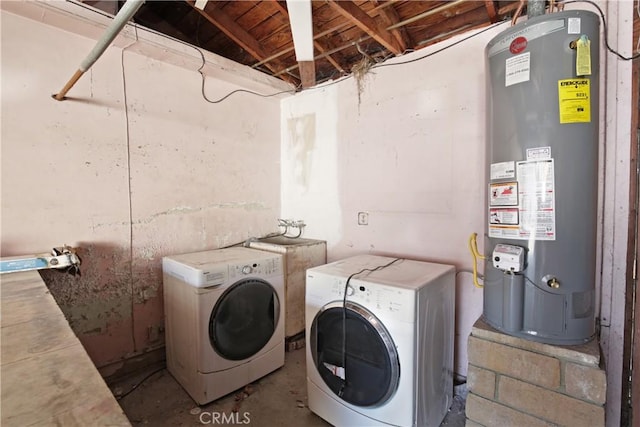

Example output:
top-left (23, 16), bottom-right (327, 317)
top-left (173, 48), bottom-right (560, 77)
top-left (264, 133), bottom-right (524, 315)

top-left (112, 347), bottom-right (467, 427)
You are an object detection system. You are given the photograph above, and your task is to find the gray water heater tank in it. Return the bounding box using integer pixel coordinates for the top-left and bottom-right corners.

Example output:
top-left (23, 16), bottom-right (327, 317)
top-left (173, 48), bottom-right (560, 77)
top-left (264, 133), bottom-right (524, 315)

top-left (484, 9), bottom-right (599, 345)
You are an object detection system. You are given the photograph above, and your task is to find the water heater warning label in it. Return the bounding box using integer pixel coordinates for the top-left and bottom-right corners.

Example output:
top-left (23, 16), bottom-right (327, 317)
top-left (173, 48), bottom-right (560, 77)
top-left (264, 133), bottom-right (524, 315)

top-left (489, 159), bottom-right (556, 241)
top-left (490, 182), bottom-right (518, 206)
top-left (558, 78), bottom-right (591, 123)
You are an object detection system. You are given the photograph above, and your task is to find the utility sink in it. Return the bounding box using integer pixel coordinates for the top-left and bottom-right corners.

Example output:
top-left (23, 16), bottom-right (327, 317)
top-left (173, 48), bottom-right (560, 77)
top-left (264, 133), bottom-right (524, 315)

top-left (254, 236), bottom-right (321, 246)
top-left (248, 236), bottom-right (327, 340)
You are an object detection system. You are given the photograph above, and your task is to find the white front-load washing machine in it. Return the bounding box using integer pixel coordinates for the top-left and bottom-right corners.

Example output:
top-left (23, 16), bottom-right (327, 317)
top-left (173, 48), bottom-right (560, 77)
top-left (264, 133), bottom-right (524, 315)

top-left (306, 254), bottom-right (455, 427)
top-left (163, 247), bottom-right (285, 405)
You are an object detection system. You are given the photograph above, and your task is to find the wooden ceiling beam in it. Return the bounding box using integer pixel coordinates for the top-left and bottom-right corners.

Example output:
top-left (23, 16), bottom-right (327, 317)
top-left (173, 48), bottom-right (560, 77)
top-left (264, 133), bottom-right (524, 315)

top-left (186, 0), bottom-right (296, 84)
top-left (273, 34), bottom-right (372, 78)
top-left (372, 0), bottom-right (411, 53)
top-left (416, 6), bottom-right (490, 46)
top-left (497, 1), bottom-right (524, 15)
top-left (189, 2), bottom-right (265, 63)
top-left (272, 0), bottom-right (319, 85)
top-left (252, 17), bottom-right (359, 69)
top-left (298, 61), bottom-right (316, 88)
top-left (327, 0), bottom-right (402, 55)
top-left (314, 40), bottom-right (345, 74)
top-left (271, 0), bottom-right (345, 77)
top-left (134, 5), bottom-right (196, 44)
top-left (386, 0), bottom-right (466, 30)
top-left (254, 0), bottom-right (469, 72)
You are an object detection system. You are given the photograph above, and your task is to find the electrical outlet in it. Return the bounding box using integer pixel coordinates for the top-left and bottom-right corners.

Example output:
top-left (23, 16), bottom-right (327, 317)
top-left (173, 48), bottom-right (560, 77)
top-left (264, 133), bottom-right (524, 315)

top-left (358, 212), bottom-right (369, 225)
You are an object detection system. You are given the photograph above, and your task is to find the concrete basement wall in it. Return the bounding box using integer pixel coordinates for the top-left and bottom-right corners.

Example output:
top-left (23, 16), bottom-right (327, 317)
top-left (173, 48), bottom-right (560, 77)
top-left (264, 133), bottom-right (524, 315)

top-left (1, 2), bottom-right (287, 373)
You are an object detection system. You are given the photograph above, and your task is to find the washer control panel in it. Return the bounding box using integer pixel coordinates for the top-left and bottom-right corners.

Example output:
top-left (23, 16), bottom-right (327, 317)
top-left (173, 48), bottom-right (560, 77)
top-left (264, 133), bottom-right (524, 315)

top-left (229, 257), bottom-right (282, 278)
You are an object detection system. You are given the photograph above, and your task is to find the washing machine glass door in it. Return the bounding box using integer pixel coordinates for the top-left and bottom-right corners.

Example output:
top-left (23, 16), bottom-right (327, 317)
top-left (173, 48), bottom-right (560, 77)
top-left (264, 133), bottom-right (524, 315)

top-left (209, 278), bottom-right (280, 361)
top-left (310, 301), bottom-right (400, 407)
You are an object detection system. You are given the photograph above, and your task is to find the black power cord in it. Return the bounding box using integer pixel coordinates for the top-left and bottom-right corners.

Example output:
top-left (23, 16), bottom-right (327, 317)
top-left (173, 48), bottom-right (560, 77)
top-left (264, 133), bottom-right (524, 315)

top-left (338, 257), bottom-right (402, 397)
top-left (561, 0), bottom-right (640, 61)
top-left (116, 367), bottom-right (165, 401)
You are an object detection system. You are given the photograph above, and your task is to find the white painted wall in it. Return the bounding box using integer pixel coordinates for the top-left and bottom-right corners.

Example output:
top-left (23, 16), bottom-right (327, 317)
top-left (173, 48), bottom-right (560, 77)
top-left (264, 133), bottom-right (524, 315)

top-left (1, 2), bottom-right (288, 370)
top-left (281, 24), bottom-right (508, 377)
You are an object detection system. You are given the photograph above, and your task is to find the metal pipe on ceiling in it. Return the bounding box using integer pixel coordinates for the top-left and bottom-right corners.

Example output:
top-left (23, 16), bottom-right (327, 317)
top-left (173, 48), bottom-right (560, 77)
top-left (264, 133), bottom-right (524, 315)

top-left (52, 0), bottom-right (145, 101)
top-left (386, 0), bottom-right (467, 31)
top-left (511, 0), bottom-right (526, 25)
top-left (527, 0), bottom-right (546, 18)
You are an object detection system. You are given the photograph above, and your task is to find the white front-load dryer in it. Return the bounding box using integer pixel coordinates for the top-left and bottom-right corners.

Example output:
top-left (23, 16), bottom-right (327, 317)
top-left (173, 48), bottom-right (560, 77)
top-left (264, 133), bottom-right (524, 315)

top-left (306, 254), bottom-right (455, 427)
top-left (163, 247), bottom-right (285, 405)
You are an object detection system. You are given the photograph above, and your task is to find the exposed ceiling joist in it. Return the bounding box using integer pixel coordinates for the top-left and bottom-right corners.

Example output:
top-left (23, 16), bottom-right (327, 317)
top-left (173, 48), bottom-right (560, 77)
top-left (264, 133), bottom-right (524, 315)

top-left (272, 0), bottom-right (318, 87)
top-left (298, 60), bottom-right (316, 88)
top-left (386, 0), bottom-right (466, 31)
top-left (187, 0), bottom-right (296, 84)
top-left (313, 39), bottom-right (345, 75)
top-left (272, 0), bottom-right (345, 77)
top-left (498, 1), bottom-right (525, 15)
top-left (273, 33), bottom-right (372, 79)
top-left (93, 0), bottom-right (524, 87)
top-left (372, 0), bottom-right (411, 53)
top-left (327, 0), bottom-right (402, 55)
top-left (283, 0), bottom-right (317, 88)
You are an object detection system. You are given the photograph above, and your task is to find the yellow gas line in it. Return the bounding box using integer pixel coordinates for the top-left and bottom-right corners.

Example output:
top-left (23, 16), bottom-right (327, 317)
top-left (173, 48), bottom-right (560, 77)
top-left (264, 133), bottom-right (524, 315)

top-left (468, 233), bottom-right (485, 289)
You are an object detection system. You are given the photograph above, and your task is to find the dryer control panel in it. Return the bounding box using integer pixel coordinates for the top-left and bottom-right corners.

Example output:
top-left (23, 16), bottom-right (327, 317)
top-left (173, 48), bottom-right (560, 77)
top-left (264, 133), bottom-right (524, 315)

top-left (317, 276), bottom-right (416, 323)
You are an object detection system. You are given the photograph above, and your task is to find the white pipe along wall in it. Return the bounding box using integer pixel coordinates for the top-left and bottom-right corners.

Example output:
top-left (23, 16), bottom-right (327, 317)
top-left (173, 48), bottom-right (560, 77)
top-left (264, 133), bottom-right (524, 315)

top-left (53, 0), bottom-right (144, 101)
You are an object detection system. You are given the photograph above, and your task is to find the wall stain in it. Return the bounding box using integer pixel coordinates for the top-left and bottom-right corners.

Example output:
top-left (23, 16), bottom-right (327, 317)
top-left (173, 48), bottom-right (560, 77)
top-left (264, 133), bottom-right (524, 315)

top-left (287, 114), bottom-right (316, 191)
top-left (39, 242), bottom-right (168, 366)
top-left (243, 121), bottom-right (257, 139)
top-left (61, 297), bottom-right (132, 335)
top-left (40, 243), bottom-right (132, 336)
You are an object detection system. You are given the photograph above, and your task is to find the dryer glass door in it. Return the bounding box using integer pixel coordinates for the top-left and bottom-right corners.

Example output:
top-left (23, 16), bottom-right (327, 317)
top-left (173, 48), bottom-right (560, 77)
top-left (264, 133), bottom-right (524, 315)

top-left (209, 278), bottom-right (280, 361)
top-left (310, 301), bottom-right (400, 407)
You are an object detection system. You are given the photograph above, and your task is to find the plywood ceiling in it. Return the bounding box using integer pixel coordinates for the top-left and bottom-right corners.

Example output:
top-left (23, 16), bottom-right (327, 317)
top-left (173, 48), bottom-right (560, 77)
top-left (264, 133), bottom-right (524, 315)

top-left (84, 1), bottom-right (531, 87)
